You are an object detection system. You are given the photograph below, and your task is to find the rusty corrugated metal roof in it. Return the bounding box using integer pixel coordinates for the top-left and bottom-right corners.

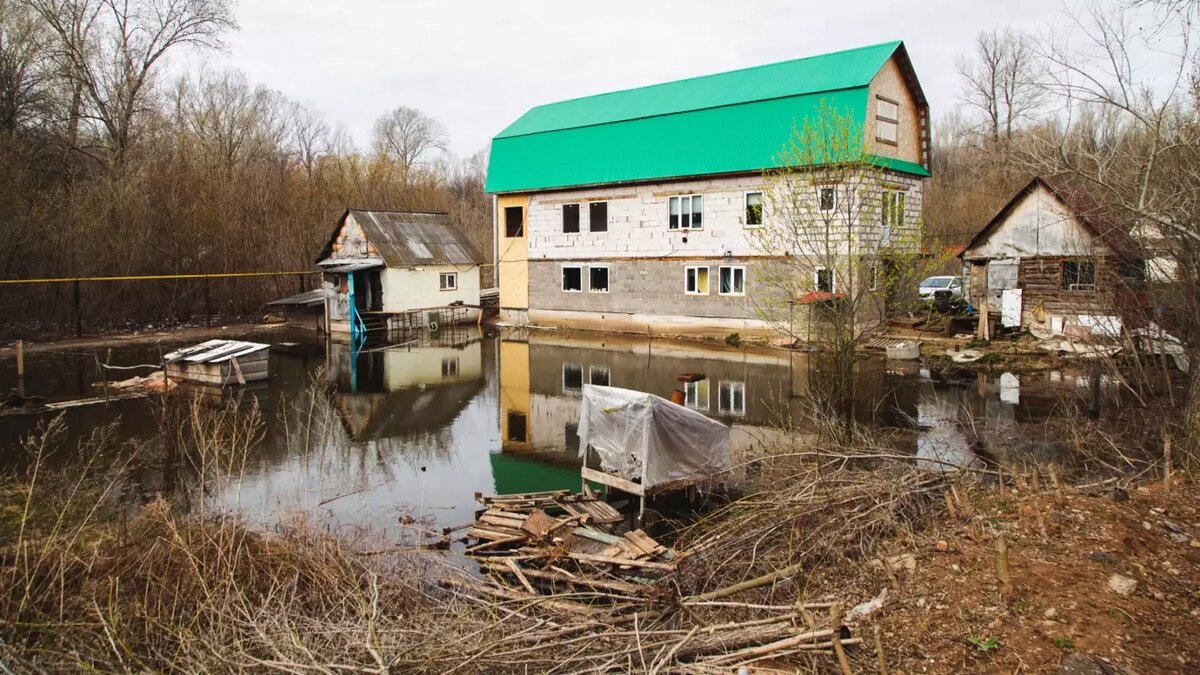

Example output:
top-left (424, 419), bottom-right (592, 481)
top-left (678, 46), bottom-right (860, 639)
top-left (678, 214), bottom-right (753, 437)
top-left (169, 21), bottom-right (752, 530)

top-left (316, 210), bottom-right (484, 268)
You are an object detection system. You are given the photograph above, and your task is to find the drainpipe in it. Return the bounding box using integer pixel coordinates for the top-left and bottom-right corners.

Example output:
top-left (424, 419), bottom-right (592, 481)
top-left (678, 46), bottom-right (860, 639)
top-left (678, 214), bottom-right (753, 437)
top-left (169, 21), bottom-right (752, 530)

top-left (492, 194), bottom-right (499, 292)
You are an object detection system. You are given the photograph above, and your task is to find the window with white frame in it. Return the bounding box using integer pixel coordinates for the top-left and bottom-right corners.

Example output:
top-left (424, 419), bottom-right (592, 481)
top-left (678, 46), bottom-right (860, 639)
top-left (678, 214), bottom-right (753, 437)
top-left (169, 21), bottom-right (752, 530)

top-left (589, 365), bottom-right (611, 387)
top-left (439, 272), bottom-right (457, 290)
top-left (869, 264), bottom-right (879, 291)
top-left (563, 363), bottom-right (583, 392)
top-left (876, 96), bottom-right (899, 144)
top-left (684, 379), bottom-right (709, 410)
top-left (669, 195), bottom-right (703, 230)
top-left (818, 186), bottom-right (836, 212)
top-left (718, 266), bottom-right (745, 295)
top-left (441, 357), bottom-right (459, 377)
top-left (745, 192), bottom-right (763, 226)
top-left (685, 266), bottom-right (709, 295)
top-left (562, 266), bottom-right (582, 292)
top-left (815, 268), bottom-right (835, 293)
top-left (718, 381), bottom-right (745, 416)
top-left (881, 191), bottom-right (905, 247)
top-left (589, 266), bottom-right (609, 293)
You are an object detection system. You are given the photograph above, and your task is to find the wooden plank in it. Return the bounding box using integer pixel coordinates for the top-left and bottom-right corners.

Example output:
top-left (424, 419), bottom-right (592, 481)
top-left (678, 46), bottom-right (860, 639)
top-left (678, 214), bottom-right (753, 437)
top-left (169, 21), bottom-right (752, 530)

top-left (506, 559), bottom-right (537, 594)
top-left (573, 527), bottom-right (623, 545)
top-left (581, 467), bottom-right (643, 496)
top-left (521, 509), bottom-right (560, 537)
top-left (566, 552), bottom-right (674, 572)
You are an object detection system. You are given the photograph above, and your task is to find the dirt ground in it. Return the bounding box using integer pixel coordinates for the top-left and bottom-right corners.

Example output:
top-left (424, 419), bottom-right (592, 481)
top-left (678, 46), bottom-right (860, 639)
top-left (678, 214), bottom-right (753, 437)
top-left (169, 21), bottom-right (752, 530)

top-left (805, 478), bottom-right (1200, 674)
top-left (0, 321), bottom-right (287, 358)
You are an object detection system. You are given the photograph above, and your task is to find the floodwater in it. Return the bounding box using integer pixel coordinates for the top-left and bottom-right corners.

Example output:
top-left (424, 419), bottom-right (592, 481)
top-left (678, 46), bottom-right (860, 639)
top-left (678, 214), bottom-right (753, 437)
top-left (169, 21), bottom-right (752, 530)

top-left (0, 327), bottom-right (1115, 537)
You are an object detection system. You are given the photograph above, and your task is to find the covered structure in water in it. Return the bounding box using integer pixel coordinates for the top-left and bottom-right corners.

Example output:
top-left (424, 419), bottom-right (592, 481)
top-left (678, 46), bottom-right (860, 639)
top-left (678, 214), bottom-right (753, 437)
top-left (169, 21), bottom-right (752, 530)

top-left (577, 384), bottom-right (731, 500)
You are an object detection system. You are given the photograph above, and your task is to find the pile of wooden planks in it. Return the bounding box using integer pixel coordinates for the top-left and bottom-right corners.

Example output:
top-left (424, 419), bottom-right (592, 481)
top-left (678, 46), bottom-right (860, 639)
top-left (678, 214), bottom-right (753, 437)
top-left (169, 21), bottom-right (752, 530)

top-left (454, 489), bottom-right (676, 600)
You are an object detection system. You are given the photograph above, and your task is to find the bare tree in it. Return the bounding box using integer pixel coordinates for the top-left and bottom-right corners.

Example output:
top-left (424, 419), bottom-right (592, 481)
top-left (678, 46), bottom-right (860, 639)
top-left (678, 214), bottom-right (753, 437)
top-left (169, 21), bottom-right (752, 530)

top-left (0, 1), bottom-right (55, 135)
top-left (26, 0), bottom-right (234, 167)
top-left (957, 28), bottom-right (1045, 144)
top-left (749, 103), bottom-right (937, 414)
top-left (1032, 0), bottom-right (1200, 451)
top-left (371, 105), bottom-right (447, 180)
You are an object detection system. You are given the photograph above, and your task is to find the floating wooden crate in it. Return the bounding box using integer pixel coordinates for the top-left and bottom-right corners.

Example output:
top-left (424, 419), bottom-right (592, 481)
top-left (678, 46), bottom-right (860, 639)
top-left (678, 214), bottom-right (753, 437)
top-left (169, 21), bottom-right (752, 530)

top-left (163, 340), bottom-right (270, 388)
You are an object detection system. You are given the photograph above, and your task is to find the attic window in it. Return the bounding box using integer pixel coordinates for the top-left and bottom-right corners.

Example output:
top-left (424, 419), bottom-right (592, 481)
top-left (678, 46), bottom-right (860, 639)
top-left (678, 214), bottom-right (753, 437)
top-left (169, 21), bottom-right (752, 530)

top-left (408, 238), bottom-right (433, 259)
top-left (876, 96), bottom-right (899, 145)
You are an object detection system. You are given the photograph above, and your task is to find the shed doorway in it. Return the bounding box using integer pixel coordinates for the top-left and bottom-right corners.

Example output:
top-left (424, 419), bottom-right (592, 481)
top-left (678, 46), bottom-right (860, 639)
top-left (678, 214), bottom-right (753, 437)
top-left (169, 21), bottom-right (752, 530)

top-left (986, 260), bottom-right (1018, 308)
top-left (352, 270), bottom-right (384, 312)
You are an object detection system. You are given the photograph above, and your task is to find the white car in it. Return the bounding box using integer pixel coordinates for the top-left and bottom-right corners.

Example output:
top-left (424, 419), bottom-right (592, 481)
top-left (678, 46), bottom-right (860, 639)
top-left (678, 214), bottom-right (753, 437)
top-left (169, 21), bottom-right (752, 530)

top-left (918, 275), bottom-right (963, 299)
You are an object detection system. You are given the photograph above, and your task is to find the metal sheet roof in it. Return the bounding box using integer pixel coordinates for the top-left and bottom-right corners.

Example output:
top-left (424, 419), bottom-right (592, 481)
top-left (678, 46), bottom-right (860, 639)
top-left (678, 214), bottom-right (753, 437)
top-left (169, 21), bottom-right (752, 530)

top-left (485, 41), bottom-right (930, 193)
top-left (316, 210), bottom-right (485, 268)
top-left (266, 289), bottom-right (325, 307)
top-left (163, 340), bottom-right (270, 364)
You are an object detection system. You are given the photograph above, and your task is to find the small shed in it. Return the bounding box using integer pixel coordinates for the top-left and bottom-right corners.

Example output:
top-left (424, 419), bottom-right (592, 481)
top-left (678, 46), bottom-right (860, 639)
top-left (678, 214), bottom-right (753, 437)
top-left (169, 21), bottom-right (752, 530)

top-left (266, 289), bottom-right (325, 334)
top-left (316, 210), bottom-right (485, 337)
top-left (960, 176), bottom-right (1145, 336)
top-left (163, 340), bottom-right (270, 396)
top-left (577, 384), bottom-right (731, 503)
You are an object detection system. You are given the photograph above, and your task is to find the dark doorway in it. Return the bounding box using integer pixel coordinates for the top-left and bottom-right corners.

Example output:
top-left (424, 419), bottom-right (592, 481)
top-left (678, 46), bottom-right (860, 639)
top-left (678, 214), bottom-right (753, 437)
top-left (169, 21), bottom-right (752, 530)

top-left (351, 270), bottom-right (384, 311)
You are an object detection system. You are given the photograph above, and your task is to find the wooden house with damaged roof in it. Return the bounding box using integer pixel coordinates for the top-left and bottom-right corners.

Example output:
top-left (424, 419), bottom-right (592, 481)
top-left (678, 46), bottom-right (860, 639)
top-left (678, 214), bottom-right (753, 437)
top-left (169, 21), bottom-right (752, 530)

top-left (317, 209), bottom-right (485, 336)
top-left (960, 176), bottom-right (1151, 336)
top-left (485, 40), bottom-right (931, 338)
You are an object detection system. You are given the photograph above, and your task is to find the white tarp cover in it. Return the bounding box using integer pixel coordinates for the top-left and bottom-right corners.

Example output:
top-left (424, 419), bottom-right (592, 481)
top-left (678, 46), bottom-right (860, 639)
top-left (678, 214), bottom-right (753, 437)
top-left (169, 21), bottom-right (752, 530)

top-left (578, 384), bottom-right (731, 491)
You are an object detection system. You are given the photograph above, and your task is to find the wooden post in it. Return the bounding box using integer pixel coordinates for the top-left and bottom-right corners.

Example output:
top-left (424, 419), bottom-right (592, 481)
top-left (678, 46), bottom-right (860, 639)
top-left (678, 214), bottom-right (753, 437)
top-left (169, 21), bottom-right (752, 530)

top-left (73, 279), bottom-right (82, 337)
top-left (204, 277), bottom-right (212, 327)
top-left (994, 534), bottom-right (1013, 595)
top-left (15, 339), bottom-right (25, 399)
top-left (1164, 434), bottom-right (1173, 493)
top-left (830, 603), bottom-right (854, 675)
top-left (873, 624), bottom-right (889, 675)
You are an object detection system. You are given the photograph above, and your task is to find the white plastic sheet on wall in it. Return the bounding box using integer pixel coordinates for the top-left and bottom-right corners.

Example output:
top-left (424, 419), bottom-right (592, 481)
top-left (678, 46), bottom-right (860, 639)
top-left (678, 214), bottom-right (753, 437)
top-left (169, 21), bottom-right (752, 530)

top-left (577, 384), bottom-right (731, 492)
top-left (1001, 288), bottom-right (1023, 328)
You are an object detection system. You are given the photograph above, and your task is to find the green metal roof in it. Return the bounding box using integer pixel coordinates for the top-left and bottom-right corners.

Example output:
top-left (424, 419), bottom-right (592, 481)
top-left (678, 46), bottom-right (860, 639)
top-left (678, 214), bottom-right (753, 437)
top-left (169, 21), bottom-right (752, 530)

top-left (486, 41), bottom-right (928, 193)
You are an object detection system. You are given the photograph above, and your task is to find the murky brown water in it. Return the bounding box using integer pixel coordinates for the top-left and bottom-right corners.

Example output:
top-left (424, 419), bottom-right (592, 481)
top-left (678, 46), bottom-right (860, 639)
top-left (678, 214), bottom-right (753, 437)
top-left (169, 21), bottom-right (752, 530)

top-left (0, 328), bottom-right (1116, 536)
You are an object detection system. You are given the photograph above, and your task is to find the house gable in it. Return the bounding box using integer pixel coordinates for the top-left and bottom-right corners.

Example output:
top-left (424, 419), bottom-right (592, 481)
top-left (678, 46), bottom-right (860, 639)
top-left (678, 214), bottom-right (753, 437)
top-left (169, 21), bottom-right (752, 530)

top-left (964, 182), bottom-right (1112, 261)
top-left (319, 212), bottom-right (380, 263)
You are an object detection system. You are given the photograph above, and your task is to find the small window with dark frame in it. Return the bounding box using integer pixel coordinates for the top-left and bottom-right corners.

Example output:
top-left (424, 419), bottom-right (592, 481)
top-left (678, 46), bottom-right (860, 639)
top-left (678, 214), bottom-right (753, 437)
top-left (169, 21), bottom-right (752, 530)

top-left (588, 201), bottom-right (608, 232)
top-left (869, 264), bottom-right (879, 291)
top-left (562, 204), bottom-right (580, 233)
top-left (562, 266), bottom-right (582, 292)
top-left (563, 363), bottom-right (584, 392)
top-left (1062, 260), bottom-right (1097, 290)
top-left (589, 266), bottom-right (609, 293)
top-left (816, 268), bottom-right (835, 293)
top-left (565, 423), bottom-right (581, 453)
top-left (745, 192), bottom-right (763, 226)
top-left (504, 206), bottom-right (524, 237)
top-left (507, 412), bottom-right (527, 443)
top-left (818, 186), bottom-right (836, 212)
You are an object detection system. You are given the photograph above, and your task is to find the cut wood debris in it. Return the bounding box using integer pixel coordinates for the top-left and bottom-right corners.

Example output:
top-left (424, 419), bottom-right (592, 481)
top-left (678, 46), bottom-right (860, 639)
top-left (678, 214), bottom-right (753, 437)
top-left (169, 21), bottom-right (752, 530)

top-left (452, 489), bottom-right (675, 599)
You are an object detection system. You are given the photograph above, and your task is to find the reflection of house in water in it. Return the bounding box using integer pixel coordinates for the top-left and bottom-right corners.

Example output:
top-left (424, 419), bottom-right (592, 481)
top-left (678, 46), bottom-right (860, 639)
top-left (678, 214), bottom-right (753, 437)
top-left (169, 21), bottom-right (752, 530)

top-left (498, 331), bottom-right (807, 457)
top-left (327, 335), bottom-right (485, 443)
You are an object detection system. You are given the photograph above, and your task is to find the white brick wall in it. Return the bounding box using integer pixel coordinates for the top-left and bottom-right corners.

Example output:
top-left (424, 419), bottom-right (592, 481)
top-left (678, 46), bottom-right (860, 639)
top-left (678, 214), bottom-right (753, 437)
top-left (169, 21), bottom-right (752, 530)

top-left (525, 171), bottom-right (924, 260)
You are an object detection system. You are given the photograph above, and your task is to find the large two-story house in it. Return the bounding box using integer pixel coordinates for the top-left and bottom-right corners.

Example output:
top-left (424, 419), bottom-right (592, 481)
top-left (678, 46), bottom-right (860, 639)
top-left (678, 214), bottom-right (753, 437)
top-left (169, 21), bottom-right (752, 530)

top-left (486, 41), bottom-right (930, 339)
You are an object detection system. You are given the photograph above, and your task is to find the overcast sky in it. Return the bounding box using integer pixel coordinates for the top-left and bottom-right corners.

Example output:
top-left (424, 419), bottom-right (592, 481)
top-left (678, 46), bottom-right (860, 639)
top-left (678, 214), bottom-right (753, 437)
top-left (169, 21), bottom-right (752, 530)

top-left (187, 0), bottom-right (1134, 158)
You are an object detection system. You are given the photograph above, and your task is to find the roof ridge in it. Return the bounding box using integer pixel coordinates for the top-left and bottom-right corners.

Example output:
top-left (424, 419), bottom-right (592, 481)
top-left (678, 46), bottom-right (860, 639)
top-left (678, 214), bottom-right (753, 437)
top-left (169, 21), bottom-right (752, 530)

top-left (348, 208), bottom-right (451, 216)
top-left (528, 40), bottom-right (901, 110)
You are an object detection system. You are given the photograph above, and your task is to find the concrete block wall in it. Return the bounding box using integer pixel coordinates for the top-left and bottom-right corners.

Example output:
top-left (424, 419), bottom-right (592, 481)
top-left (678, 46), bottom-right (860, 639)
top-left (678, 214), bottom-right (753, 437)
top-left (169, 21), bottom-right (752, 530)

top-left (524, 170), bottom-right (924, 262)
top-left (528, 258), bottom-right (759, 319)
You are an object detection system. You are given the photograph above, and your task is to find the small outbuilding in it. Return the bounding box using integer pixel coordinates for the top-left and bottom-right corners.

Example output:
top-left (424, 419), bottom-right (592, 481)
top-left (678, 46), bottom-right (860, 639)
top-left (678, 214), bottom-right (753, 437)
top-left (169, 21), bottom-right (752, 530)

top-left (960, 176), bottom-right (1146, 337)
top-left (316, 209), bottom-right (485, 337)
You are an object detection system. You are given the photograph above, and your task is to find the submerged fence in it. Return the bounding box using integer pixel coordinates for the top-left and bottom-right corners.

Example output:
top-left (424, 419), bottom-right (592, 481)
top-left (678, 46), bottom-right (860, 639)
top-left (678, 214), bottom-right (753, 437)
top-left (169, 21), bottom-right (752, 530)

top-left (0, 271), bottom-right (320, 339)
